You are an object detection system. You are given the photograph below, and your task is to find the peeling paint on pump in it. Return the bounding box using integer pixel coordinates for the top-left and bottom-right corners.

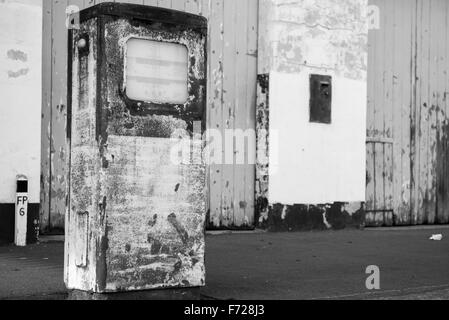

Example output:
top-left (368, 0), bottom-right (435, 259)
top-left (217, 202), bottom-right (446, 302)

top-left (65, 4), bottom-right (207, 293)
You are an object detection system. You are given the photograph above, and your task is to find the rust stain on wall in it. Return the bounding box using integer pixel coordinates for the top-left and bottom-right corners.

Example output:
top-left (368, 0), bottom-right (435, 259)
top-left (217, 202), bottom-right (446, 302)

top-left (8, 68), bottom-right (29, 78)
top-left (435, 119), bottom-right (449, 224)
top-left (7, 49), bottom-right (28, 62)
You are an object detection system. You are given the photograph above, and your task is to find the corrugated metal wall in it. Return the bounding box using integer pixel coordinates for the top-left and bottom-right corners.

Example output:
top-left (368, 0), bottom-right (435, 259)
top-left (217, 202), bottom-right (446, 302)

top-left (41, 0), bottom-right (258, 232)
top-left (366, 0), bottom-right (449, 226)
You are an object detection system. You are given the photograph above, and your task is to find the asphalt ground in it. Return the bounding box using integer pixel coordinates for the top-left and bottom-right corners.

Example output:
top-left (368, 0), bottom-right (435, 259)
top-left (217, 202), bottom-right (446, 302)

top-left (1, 227), bottom-right (448, 300)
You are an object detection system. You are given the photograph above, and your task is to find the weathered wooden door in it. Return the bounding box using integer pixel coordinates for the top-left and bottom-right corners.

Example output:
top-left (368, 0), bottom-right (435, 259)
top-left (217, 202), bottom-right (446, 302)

top-left (366, 0), bottom-right (449, 227)
top-left (41, 0), bottom-right (258, 233)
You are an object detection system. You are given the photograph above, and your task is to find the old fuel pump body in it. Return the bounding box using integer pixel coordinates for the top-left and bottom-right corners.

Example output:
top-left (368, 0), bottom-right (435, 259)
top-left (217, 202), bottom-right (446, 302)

top-left (66, 3), bottom-right (207, 293)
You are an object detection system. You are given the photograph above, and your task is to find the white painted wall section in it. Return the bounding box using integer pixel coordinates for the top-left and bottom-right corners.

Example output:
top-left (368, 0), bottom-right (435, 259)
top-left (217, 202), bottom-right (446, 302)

top-left (269, 71), bottom-right (367, 205)
top-left (258, 0), bottom-right (368, 206)
top-left (0, 0), bottom-right (42, 203)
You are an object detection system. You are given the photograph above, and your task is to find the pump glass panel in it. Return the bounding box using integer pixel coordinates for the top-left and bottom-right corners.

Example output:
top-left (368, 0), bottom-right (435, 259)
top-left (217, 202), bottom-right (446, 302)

top-left (126, 38), bottom-right (189, 104)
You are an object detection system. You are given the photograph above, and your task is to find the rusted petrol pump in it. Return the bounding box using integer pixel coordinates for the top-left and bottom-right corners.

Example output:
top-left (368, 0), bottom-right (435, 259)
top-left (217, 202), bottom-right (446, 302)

top-left (66, 3), bottom-right (207, 294)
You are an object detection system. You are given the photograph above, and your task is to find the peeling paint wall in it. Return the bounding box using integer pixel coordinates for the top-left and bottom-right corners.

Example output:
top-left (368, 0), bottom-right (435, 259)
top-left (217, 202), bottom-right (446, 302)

top-left (0, 0), bottom-right (42, 204)
top-left (42, 0), bottom-right (259, 232)
top-left (206, 0), bottom-right (258, 231)
top-left (255, 74), bottom-right (270, 225)
top-left (258, 0), bottom-right (368, 77)
top-left (256, 0), bottom-right (368, 231)
top-left (366, 0), bottom-right (449, 226)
